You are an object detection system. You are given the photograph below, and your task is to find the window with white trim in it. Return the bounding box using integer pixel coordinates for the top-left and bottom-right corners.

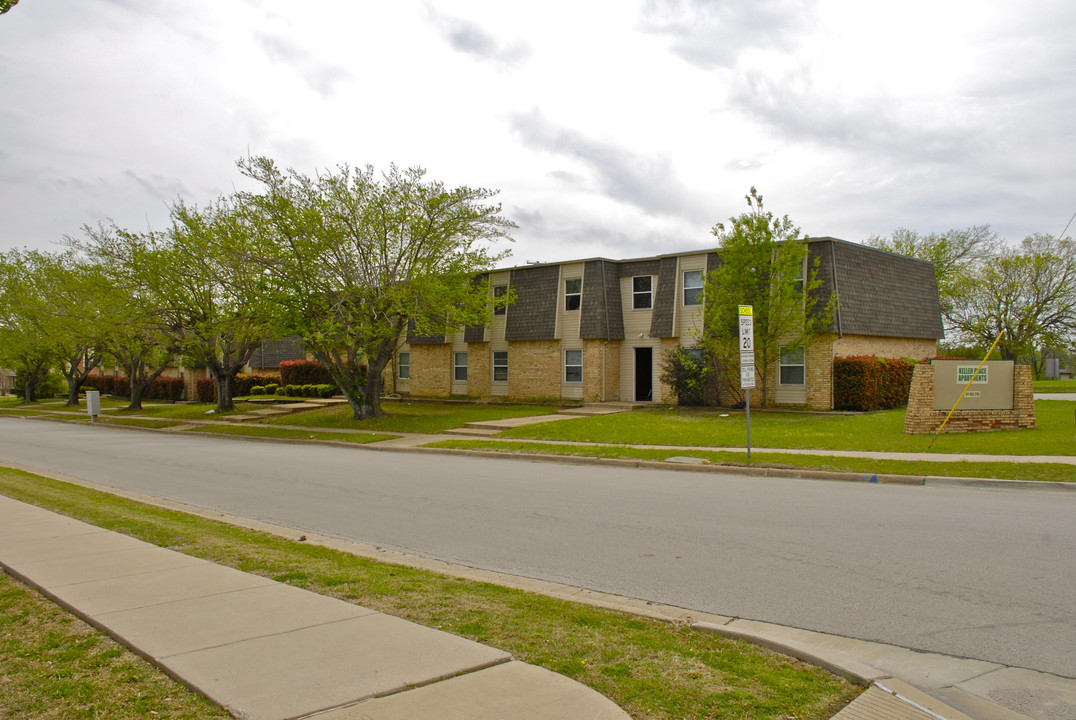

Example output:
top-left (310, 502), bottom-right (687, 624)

top-left (683, 270), bottom-right (703, 306)
top-left (565, 277), bottom-right (581, 311)
top-left (493, 351), bottom-right (508, 382)
top-left (398, 352), bottom-right (410, 380)
top-left (453, 352), bottom-right (468, 381)
top-left (493, 285), bottom-right (508, 315)
top-left (779, 346), bottom-right (805, 385)
top-left (632, 275), bottom-right (652, 309)
top-left (564, 349), bottom-right (582, 382)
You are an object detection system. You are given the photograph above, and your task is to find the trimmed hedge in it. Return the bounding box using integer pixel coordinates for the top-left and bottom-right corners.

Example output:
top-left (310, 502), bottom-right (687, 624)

top-left (196, 378), bottom-right (216, 403)
top-left (83, 375), bottom-right (184, 401)
top-left (279, 360), bottom-right (334, 387)
top-left (235, 373), bottom-right (280, 397)
top-left (833, 356), bottom-right (916, 411)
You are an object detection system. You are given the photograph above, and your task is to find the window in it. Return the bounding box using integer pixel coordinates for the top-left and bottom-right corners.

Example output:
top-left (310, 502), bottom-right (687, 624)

top-left (454, 352), bottom-right (468, 382)
top-left (683, 270), bottom-right (703, 306)
top-left (493, 285), bottom-right (508, 315)
top-left (398, 352), bottom-right (410, 380)
top-left (493, 351), bottom-right (508, 382)
top-left (564, 277), bottom-right (581, 311)
top-left (564, 349), bottom-right (582, 382)
top-left (632, 275), bottom-right (652, 309)
top-left (793, 259), bottom-right (805, 293)
top-left (683, 346), bottom-right (705, 365)
top-left (779, 346), bottom-right (805, 385)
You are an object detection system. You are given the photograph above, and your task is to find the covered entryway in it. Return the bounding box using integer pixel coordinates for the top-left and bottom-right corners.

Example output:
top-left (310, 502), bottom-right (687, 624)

top-left (634, 347), bottom-right (653, 401)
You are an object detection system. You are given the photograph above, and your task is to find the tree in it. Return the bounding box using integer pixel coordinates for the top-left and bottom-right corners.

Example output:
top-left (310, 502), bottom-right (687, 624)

top-left (864, 225), bottom-right (999, 326)
top-left (237, 156), bottom-right (514, 420)
top-left (0, 250), bottom-right (55, 403)
top-left (70, 224), bottom-right (181, 411)
top-left (947, 233), bottom-right (1076, 370)
top-left (166, 197), bottom-right (281, 412)
top-left (701, 188), bottom-right (834, 408)
top-left (0, 1), bottom-right (19, 16)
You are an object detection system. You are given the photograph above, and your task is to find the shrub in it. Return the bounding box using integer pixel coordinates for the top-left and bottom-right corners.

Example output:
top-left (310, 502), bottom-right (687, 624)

top-left (300, 384), bottom-right (314, 397)
top-left (235, 373), bottom-right (281, 396)
top-left (250, 386), bottom-right (265, 396)
top-left (144, 377), bottom-right (185, 402)
top-left (196, 378), bottom-right (217, 403)
top-left (833, 356), bottom-right (916, 411)
top-left (263, 383), bottom-right (279, 395)
top-left (83, 375), bottom-right (115, 395)
top-left (279, 360), bottom-right (333, 387)
top-left (276, 385), bottom-right (289, 396)
top-left (314, 384), bottom-right (335, 398)
top-left (660, 347), bottom-right (711, 406)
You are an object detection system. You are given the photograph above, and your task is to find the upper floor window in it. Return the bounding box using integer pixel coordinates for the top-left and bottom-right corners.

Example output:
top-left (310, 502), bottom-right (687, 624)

top-left (793, 259), bottom-right (806, 293)
top-left (779, 346), bottom-right (805, 385)
top-left (632, 275), bottom-right (652, 309)
top-left (493, 285), bottom-right (508, 315)
top-left (683, 270), bottom-right (703, 306)
top-left (565, 277), bottom-right (582, 311)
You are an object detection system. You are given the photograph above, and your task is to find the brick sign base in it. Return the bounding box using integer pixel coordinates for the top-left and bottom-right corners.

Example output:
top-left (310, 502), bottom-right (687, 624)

top-left (903, 363), bottom-right (1035, 435)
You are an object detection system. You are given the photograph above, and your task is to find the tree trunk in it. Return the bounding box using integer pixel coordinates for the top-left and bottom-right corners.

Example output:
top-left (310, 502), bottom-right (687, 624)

top-left (213, 371), bottom-right (236, 413)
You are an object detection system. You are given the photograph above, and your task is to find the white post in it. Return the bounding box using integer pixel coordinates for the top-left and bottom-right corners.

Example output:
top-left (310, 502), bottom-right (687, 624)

top-left (738, 306), bottom-right (755, 460)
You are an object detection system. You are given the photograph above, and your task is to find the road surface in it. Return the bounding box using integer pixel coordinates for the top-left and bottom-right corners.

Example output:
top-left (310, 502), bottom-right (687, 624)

top-left (1, 417), bottom-right (1072, 678)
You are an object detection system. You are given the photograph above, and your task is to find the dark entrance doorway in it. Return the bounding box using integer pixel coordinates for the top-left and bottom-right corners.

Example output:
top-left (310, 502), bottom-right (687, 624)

top-left (634, 347), bottom-right (653, 401)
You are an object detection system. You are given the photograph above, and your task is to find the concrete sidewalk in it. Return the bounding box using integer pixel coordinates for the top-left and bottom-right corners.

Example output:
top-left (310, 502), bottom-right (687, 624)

top-left (0, 494), bottom-right (629, 720)
top-left (0, 493), bottom-right (976, 720)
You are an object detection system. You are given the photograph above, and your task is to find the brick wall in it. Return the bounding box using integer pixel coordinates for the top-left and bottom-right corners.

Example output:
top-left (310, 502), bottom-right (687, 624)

top-left (583, 339), bottom-right (620, 402)
top-left (835, 335), bottom-right (937, 361)
top-left (805, 340), bottom-right (834, 410)
top-left (507, 340), bottom-right (562, 398)
top-left (904, 363), bottom-right (1036, 434)
top-left (468, 342), bottom-right (491, 397)
top-left (409, 344), bottom-right (451, 397)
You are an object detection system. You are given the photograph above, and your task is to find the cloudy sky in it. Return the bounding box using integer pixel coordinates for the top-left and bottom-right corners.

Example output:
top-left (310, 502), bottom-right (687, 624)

top-left (2, 0), bottom-right (1074, 265)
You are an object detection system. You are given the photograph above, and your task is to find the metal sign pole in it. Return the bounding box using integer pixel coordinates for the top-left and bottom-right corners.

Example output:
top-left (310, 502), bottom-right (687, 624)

top-left (738, 305), bottom-right (755, 460)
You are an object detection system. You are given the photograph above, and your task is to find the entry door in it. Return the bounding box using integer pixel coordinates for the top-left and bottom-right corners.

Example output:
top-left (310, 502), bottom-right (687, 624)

top-left (634, 347), bottom-right (653, 401)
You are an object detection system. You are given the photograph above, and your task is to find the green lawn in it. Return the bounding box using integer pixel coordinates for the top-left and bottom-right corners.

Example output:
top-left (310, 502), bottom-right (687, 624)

top-left (185, 425), bottom-right (399, 444)
top-left (0, 467), bottom-right (859, 720)
top-left (497, 401), bottom-right (1076, 456)
top-left (426, 440), bottom-right (1076, 483)
top-left (1033, 379), bottom-right (1076, 393)
top-left (262, 399), bottom-right (560, 434)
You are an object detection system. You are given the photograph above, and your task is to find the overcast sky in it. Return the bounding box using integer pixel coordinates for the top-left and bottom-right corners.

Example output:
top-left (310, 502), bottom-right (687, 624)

top-left (2, 0), bottom-right (1074, 266)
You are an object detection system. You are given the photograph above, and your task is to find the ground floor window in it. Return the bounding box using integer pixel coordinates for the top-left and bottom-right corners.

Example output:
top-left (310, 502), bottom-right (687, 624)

top-left (493, 351), bottom-right (508, 382)
top-left (398, 352), bottom-right (410, 379)
top-left (454, 352), bottom-right (468, 381)
top-left (564, 349), bottom-right (582, 382)
top-left (779, 346), bottom-right (805, 385)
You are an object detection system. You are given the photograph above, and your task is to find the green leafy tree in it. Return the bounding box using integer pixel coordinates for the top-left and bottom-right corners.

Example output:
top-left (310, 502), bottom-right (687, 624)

top-left (0, 250), bottom-right (56, 402)
top-left (0, 1), bottom-right (19, 15)
top-left (700, 188), bottom-right (834, 408)
top-left (237, 156), bottom-right (514, 420)
top-left (166, 197), bottom-right (282, 411)
top-left (864, 225), bottom-right (999, 326)
top-left (70, 224), bottom-right (181, 410)
top-left (948, 233), bottom-right (1076, 371)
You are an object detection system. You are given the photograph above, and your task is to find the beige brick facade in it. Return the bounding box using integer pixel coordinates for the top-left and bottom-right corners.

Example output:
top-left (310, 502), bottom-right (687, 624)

top-left (583, 339), bottom-right (621, 402)
top-left (507, 340), bottom-right (562, 399)
top-left (468, 342), bottom-right (491, 397)
top-left (834, 335), bottom-right (937, 362)
top-left (408, 344), bottom-right (452, 397)
top-left (904, 363), bottom-right (1035, 434)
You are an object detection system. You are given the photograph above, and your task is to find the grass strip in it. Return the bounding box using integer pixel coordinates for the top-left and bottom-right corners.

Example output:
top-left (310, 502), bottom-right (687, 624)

top-left (0, 467), bottom-right (859, 720)
top-left (425, 440), bottom-right (1076, 483)
top-left (96, 417), bottom-right (190, 429)
top-left (0, 571), bottom-right (231, 719)
top-left (262, 400), bottom-right (560, 434)
top-left (185, 425), bottom-right (399, 444)
top-left (498, 402), bottom-right (1076, 456)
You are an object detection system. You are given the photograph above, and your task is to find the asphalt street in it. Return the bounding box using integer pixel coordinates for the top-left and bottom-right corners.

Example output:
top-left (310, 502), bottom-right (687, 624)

top-left (1, 417), bottom-right (1072, 679)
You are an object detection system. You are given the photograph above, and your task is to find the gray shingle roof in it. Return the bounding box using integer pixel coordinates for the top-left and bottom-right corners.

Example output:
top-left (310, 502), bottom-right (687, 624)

top-left (809, 238), bottom-right (944, 339)
top-left (247, 337), bottom-right (306, 369)
top-left (505, 264), bottom-right (560, 341)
